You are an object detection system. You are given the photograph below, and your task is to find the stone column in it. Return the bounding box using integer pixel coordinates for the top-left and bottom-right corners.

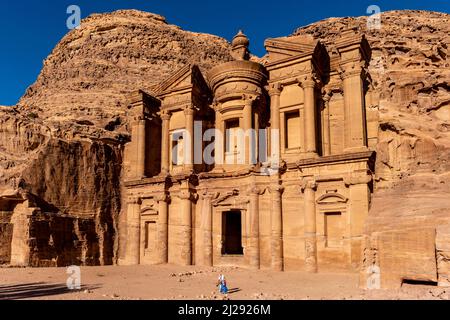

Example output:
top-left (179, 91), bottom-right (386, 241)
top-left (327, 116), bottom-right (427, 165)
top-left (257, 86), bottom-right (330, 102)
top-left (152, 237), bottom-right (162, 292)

top-left (248, 185), bottom-right (260, 270)
top-left (200, 192), bottom-right (216, 266)
top-left (214, 107), bottom-right (224, 171)
top-left (184, 105), bottom-right (195, 173)
top-left (270, 182), bottom-right (284, 271)
top-left (160, 110), bottom-right (171, 175)
top-left (125, 196), bottom-right (141, 265)
top-left (302, 179), bottom-right (318, 273)
top-left (179, 189), bottom-right (193, 266)
top-left (155, 193), bottom-right (169, 264)
top-left (322, 93), bottom-right (332, 156)
top-left (340, 62), bottom-right (368, 152)
top-left (301, 77), bottom-right (318, 157)
top-left (344, 173), bottom-right (372, 269)
top-left (243, 98), bottom-right (253, 166)
top-left (269, 83), bottom-right (282, 161)
top-left (136, 119), bottom-right (146, 178)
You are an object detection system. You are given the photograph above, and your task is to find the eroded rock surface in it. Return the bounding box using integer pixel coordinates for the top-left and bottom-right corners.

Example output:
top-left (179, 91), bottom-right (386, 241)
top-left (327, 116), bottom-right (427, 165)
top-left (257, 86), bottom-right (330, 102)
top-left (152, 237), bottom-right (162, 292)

top-left (0, 9), bottom-right (449, 274)
top-left (291, 10), bottom-right (450, 286)
top-left (0, 10), bottom-right (232, 266)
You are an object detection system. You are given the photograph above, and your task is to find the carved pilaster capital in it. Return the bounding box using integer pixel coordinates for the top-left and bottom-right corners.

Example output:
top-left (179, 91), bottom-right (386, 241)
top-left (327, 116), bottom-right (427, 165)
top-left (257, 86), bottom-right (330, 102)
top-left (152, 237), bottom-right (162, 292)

top-left (300, 178), bottom-right (317, 192)
top-left (298, 74), bottom-right (319, 89)
top-left (338, 60), bottom-right (366, 80)
top-left (344, 173), bottom-right (373, 187)
top-left (268, 83), bottom-right (282, 97)
top-left (200, 190), bottom-right (220, 201)
top-left (178, 190), bottom-right (198, 202)
top-left (211, 99), bottom-right (221, 112)
top-left (127, 196), bottom-right (142, 205)
top-left (322, 88), bottom-right (333, 102)
top-left (134, 115), bottom-right (147, 123)
top-left (183, 104), bottom-right (195, 116)
top-left (242, 94), bottom-right (258, 106)
top-left (248, 184), bottom-right (262, 196)
top-left (269, 184), bottom-right (285, 194)
top-left (155, 193), bottom-right (170, 203)
top-left (160, 110), bottom-right (171, 121)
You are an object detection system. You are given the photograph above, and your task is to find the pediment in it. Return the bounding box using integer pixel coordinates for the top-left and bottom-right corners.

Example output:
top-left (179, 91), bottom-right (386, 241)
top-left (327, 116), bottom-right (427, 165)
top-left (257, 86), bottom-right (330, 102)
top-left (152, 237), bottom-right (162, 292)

top-left (265, 36), bottom-right (317, 62)
top-left (316, 192), bottom-right (348, 205)
top-left (156, 64), bottom-right (208, 96)
top-left (141, 206), bottom-right (158, 215)
top-left (212, 190), bottom-right (249, 207)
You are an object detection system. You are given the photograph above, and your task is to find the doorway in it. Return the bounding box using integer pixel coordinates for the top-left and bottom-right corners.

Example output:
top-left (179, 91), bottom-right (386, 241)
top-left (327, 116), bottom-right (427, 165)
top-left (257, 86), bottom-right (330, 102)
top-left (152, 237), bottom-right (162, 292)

top-left (222, 210), bottom-right (243, 255)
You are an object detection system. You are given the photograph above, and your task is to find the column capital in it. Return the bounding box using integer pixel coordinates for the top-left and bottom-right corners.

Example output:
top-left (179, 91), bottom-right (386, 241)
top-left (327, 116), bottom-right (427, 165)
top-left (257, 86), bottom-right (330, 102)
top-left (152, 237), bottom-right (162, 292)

top-left (338, 60), bottom-right (366, 80)
top-left (199, 190), bottom-right (220, 201)
top-left (212, 100), bottom-right (221, 112)
top-left (183, 104), bottom-right (195, 116)
top-left (298, 74), bottom-right (319, 89)
top-left (242, 94), bottom-right (258, 105)
top-left (131, 115), bottom-right (146, 125)
top-left (155, 193), bottom-right (170, 203)
top-left (301, 179), bottom-right (317, 192)
top-left (160, 110), bottom-right (171, 121)
top-left (178, 190), bottom-right (198, 202)
top-left (248, 184), bottom-right (262, 196)
top-left (268, 83), bottom-right (282, 96)
top-left (344, 173), bottom-right (372, 186)
top-left (127, 196), bottom-right (142, 205)
top-left (269, 184), bottom-right (284, 194)
top-left (323, 89), bottom-right (333, 103)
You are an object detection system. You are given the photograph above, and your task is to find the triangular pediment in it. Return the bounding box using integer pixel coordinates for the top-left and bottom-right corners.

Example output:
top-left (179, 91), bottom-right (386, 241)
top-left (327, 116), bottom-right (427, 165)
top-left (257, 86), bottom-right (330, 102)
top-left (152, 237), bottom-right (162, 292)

top-left (211, 190), bottom-right (250, 207)
top-left (265, 35), bottom-right (317, 62)
top-left (156, 64), bottom-right (208, 96)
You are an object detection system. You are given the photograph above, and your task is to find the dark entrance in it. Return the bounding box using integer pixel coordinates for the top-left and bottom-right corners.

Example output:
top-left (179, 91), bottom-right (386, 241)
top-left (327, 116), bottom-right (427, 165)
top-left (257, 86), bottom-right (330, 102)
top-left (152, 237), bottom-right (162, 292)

top-left (222, 210), bottom-right (243, 255)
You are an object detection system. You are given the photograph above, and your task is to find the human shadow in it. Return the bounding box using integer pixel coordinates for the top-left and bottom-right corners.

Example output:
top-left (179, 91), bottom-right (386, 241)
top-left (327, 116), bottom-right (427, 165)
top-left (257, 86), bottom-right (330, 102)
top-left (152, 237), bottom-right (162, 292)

top-left (0, 282), bottom-right (100, 300)
top-left (227, 288), bottom-right (241, 294)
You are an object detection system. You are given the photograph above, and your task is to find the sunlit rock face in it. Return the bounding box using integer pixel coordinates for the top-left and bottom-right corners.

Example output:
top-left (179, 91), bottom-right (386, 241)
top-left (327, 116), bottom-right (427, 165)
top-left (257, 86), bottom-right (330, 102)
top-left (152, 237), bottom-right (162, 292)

top-left (291, 10), bottom-right (450, 287)
top-left (0, 9), bottom-right (449, 280)
top-left (0, 10), bottom-right (232, 266)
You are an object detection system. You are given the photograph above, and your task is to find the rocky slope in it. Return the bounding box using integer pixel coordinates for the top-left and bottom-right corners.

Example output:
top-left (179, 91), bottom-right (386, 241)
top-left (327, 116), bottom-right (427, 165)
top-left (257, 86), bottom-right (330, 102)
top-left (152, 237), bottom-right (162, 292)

top-left (0, 9), bottom-right (449, 267)
top-left (19, 10), bottom-right (232, 137)
top-left (0, 10), bottom-right (232, 266)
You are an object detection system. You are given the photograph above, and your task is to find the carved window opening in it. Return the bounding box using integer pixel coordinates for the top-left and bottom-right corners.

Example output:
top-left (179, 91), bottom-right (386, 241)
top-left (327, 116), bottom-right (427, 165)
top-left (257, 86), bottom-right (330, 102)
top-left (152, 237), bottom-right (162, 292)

top-left (324, 212), bottom-right (343, 248)
top-left (285, 110), bottom-right (301, 150)
top-left (222, 210), bottom-right (243, 255)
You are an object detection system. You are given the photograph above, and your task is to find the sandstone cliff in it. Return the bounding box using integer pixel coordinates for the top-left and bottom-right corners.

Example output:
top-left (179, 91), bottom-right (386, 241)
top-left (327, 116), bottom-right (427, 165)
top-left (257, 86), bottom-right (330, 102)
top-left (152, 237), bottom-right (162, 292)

top-left (291, 10), bottom-right (450, 285)
top-left (0, 10), bottom-right (232, 266)
top-left (292, 9), bottom-right (450, 218)
top-left (1, 9), bottom-right (449, 269)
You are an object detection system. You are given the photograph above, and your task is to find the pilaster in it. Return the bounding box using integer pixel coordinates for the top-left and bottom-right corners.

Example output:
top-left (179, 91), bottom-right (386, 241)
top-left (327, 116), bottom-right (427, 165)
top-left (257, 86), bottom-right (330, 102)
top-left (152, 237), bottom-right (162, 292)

top-left (301, 179), bottom-right (318, 273)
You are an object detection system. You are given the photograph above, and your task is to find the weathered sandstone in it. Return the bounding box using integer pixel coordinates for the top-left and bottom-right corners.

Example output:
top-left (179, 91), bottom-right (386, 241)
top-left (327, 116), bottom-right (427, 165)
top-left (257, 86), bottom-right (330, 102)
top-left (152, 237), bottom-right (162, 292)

top-left (0, 9), bottom-right (449, 289)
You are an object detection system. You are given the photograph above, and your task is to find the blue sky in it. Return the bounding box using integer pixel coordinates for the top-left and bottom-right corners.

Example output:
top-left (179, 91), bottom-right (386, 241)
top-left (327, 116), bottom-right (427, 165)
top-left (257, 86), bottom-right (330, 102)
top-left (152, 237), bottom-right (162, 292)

top-left (0, 0), bottom-right (448, 106)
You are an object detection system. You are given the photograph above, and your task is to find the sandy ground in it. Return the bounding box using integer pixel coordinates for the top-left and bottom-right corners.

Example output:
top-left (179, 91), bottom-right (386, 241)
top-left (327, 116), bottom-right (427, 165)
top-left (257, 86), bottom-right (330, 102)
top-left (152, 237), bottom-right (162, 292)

top-left (0, 265), bottom-right (449, 300)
